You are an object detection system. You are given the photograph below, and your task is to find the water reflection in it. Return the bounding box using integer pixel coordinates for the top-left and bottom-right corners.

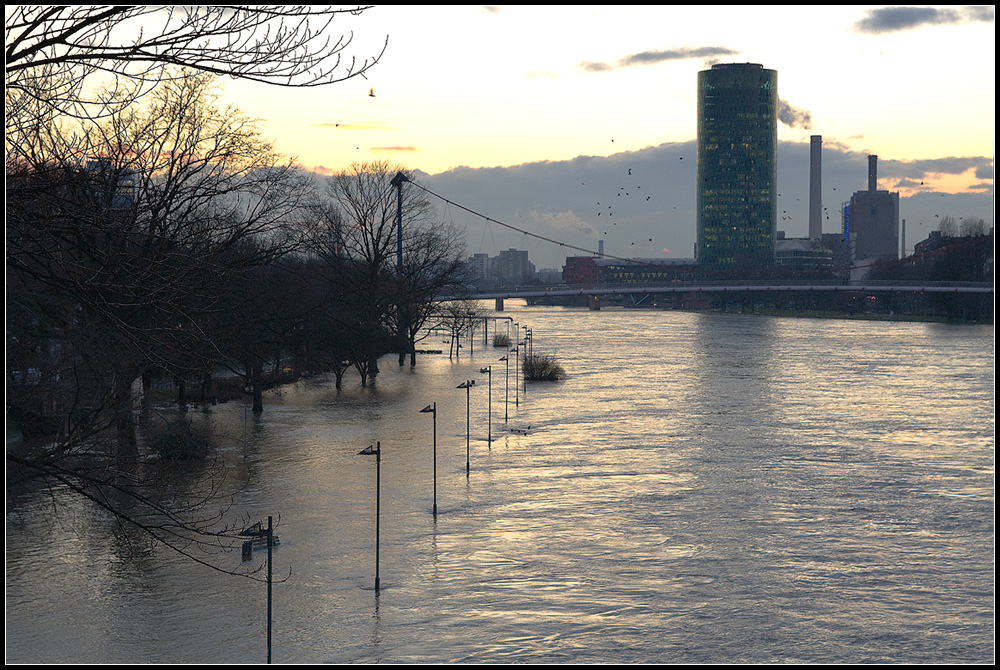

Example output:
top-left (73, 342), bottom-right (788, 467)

top-left (5, 309), bottom-right (994, 663)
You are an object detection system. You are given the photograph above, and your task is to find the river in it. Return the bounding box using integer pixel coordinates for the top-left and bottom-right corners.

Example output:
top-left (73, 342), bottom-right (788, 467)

top-left (5, 306), bottom-right (995, 663)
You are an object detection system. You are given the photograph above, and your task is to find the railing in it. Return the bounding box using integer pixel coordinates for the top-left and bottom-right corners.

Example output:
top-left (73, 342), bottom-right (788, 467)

top-left (442, 280), bottom-right (994, 301)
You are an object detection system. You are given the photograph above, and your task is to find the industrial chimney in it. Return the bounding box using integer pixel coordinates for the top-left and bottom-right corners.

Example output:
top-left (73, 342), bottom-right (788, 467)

top-left (868, 155), bottom-right (878, 192)
top-left (809, 135), bottom-right (822, 241)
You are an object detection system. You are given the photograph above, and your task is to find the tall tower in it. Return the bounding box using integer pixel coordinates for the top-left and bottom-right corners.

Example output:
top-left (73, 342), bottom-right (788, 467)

top-left (696, 62), bottom-right (778, 271)
top-left (809, 135), bottom-right (822, 242)
top-left (847, 155), bottom-right (900, 263)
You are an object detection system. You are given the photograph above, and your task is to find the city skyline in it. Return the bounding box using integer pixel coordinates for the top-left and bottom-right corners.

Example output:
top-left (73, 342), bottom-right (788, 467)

top-left (217, 5), bottom-right (994, 266)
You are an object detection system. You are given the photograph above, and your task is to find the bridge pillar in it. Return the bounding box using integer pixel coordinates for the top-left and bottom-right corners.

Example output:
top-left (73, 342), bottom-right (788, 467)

top-left (495, 298), bottom-right (504, 312)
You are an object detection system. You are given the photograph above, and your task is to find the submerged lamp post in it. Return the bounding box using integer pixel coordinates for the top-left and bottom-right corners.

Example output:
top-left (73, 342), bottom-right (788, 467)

top-left (523, 327), bottom-right (532, 400)
top-left (267, 515), bottom-right (273, 662)
top-left (357, 441), bottom-right (381, 591)
top-left (498, 355), bottom-right (509, 422)
top-left (420, 403), bottom-right (438, 516)
top-left (239, 516), bottom-right (276, 662)
top-left (479, 366), bottom-right (492, 443)
top-left (457, 380), bottom-right (475, 475)
top-left (513, 345), bottom-right (520, 408)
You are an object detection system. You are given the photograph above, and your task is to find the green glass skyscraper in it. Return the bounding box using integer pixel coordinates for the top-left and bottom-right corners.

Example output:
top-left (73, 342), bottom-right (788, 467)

top-left (696, 63), bottom-right (777, 270)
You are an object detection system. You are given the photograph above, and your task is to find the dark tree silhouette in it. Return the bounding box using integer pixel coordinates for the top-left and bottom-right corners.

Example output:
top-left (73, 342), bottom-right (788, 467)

top-left (6, 6), bottom-right (384, 575)
top-left (5, 6), bottom-right (385, 124)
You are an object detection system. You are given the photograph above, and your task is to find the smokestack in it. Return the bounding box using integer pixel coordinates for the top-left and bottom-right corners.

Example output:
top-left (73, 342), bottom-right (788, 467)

top-left (868, 155), bottom-right (878, 192)
top-left (598, 240), bottom-right (604, 257)
top-left (809, 135), bottom-right (822, 242)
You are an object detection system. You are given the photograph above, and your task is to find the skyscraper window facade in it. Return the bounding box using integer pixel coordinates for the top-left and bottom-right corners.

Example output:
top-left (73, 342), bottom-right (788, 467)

top-left (696, 63), bottom-right (778, 270)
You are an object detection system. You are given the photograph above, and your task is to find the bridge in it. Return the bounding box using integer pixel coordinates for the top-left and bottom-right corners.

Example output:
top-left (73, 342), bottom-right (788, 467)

top-left (446, 280), bottom-right (994, 303)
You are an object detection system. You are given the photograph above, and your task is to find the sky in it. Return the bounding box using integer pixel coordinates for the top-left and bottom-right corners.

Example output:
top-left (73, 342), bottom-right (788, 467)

top-left (223, 5), bottom-right (995, 268)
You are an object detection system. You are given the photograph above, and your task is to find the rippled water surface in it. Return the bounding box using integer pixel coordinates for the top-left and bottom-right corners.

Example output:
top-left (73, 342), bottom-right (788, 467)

top-left (6, 308), bottom-right (995, 663)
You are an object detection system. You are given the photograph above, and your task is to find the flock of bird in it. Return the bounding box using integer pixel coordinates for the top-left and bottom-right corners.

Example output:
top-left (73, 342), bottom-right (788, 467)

top-left (578, 147), bottom-right (687, 251)
top-left (578, 147), bottom-right (846, 252)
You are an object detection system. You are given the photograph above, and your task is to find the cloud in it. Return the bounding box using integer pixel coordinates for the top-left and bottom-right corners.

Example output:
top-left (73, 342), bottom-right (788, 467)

top-left (580, 46), bottom-right (739, 72)
top-left (579, 60), bottom-right (613, 73)
top-left (313, 122), bottom-right (393, 130)
top-left (620, 46), bottom-right (740, 66)
top-left (372, 146), bottom-right (418, 153)
top-left (529, 210), bottom-right (599, 238)
top-left (853, 6), bottom-right (994, 34)
top-left (777, 98), bottom-right (812, 130)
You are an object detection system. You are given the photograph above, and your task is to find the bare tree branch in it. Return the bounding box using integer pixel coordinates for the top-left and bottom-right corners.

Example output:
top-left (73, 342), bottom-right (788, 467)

top-left (6, 5), bottom-right (386, 128)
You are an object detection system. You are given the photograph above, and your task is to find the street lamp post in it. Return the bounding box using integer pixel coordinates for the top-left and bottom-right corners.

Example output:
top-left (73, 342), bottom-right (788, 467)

top-left (479, 366), bottom-right (492, 444)
top-left (513, 345), bottom-right (520, 408)
top-left (419, 403), bottom-right (437, 516)
top-left (357, 441), bottom-right (381, 591)
top-left (523, 327), bottom-right (532, 400)
top-left (456, 380), bottom-right (475, 476)
top-left (239, 516), bottom-right (276, 663)
top-left (266, 515), bottom-right (273, 664)
top-left (498, 356), bottom-right (509, 422)
top-left (390, 171), bottom-right (409, 366)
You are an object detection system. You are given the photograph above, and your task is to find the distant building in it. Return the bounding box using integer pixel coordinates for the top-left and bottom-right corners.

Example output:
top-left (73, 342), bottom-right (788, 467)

top-left (495, 248), bottom-right (535, 285)
top-left (468, 249), bottom-right (536, 286)
top-left (774, 236), bottom-right (833, 269)
top-left (821, 231), bottom-right (852, 269)
top-left (696, 62), bottom-right (778, 270)
top-left (562, 257), bottom-right (697, 285)
top-left (846, 155), bottom-right (899, 263)
top-left (913, 230), bottom-right (946, 256)
top-left (467, 253), bottom-right (492, 281)
top-left (562, 256), bottom-right (601, 285)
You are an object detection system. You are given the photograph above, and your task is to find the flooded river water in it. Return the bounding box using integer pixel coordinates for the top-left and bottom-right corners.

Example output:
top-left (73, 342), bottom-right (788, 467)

top-left (5, 306), bottom-right (994, 663)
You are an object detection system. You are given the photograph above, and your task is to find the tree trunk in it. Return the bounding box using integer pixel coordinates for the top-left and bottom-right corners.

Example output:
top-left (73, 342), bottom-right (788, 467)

top-left (200, 372), bottom-right (213, 405)
top-left (176, 377), bottom-right (187, 413)
top-left (249, 360), bottom-right (264, 413)
top-left (114, 368), bottom-right (139, 457)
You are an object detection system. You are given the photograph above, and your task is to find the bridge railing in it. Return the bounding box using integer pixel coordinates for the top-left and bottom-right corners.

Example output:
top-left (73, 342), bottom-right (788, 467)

top-left (440, 279), bottom-right (993, 301)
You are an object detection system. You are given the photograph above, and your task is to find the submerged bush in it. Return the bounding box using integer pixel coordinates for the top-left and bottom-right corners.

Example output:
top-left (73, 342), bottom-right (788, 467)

top-left (148, 421), bottom-right (212, 460)
top-left (522, 353), bottom-right (565, 381)
top-left (493, 333), bottom-right (511, 348)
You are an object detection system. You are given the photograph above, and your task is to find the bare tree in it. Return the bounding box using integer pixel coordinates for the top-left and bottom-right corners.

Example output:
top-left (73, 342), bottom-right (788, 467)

top-left (5, 6), bottom-right (385, 129)
top-left (8, 72), bottom-right (313, 453)
top-left (6, 76), bottom-right (319, 582)
top-left (322, 161), bottom-right (433, 382)
top-left (393, 224), bottom-right (470, 366)
top-left (960, 216), bottom-right (987, 238)
top-left (938, 215), bottom-right (959, 237)
top-left (437, 299), bottom-right (490, 360)
top-left (6, 5), bottom-right (385, 576)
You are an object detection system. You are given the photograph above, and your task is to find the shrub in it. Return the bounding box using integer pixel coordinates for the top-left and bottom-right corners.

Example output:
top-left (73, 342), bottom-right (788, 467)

top-left (522, 353), bottom-right (565, 381)
top-left (149, 421), bottom-right (211, 460)
top-left (492, 333), bottom-right (511, 348)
